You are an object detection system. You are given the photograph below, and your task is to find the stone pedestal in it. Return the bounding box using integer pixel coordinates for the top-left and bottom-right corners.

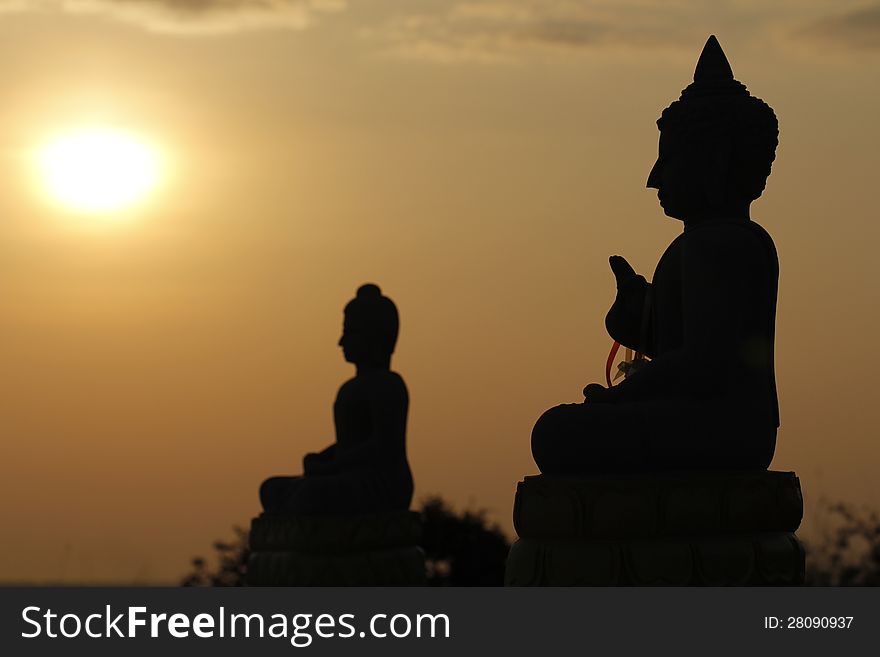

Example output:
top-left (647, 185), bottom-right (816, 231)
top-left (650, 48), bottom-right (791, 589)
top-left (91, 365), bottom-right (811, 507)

top-left (505, 470), bottom-right (804, 586)
top-left (247, 510), bottom-right (426, 586)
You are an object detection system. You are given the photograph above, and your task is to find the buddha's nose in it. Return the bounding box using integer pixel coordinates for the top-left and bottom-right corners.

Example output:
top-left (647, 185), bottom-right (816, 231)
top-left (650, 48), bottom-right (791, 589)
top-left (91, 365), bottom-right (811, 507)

top-left (646, 158), bottom-right (662, 189)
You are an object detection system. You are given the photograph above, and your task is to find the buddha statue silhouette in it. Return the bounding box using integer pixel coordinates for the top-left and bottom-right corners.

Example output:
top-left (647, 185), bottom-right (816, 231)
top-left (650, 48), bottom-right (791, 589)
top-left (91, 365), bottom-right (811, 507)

top-left (532, 36), bottom-right (780, 474)
top-left (260, 284), bottom-right (414, 514)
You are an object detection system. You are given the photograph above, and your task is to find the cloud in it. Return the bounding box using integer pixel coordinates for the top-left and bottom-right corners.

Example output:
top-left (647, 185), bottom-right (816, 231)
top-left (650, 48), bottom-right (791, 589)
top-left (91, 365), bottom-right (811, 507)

top-left (363, 0), bottom-right (880, 64)
top-left (360, 1), bottom-right (718, 64)
top-left (0, 0), bottom-right (346, 35)
top-left (797, 3), bottom-right (880, 49)
top-left (3, 0), bottom-right (875, 56)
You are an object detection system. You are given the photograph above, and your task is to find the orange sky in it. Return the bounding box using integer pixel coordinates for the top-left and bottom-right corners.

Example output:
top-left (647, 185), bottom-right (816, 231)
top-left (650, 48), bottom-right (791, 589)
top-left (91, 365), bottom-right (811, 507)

top-left (0, 1), bottom-right (878, 583)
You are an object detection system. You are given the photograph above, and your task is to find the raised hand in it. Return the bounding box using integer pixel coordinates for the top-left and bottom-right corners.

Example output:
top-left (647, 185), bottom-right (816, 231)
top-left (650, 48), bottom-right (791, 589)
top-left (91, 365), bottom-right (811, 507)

top-left (605, 254), bottom-right (651, 359)
top-left (609, 255), bottom-right (639, 289)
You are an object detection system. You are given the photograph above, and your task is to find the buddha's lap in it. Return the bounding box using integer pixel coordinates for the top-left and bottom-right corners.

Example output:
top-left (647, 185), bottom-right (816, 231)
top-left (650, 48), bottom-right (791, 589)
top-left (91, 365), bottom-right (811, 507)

top-left (262, 470), bottom-right (413, 515)
top-left (532, 401), bottom-right (776, 472)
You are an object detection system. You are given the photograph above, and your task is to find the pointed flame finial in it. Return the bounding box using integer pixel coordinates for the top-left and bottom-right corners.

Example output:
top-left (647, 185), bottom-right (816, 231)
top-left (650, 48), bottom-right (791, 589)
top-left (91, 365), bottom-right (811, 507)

top-left (694, 35), bottom-right (734, 83)
top-left (678, 35), bottom-right (747, 101)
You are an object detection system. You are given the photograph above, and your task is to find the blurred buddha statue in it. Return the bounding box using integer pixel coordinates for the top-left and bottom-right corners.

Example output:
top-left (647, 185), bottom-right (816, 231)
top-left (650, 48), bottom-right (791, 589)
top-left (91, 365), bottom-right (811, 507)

top-left (532, 36), bottom-right (781, 474)
top-left (260, 284), bottom-right (413, 514)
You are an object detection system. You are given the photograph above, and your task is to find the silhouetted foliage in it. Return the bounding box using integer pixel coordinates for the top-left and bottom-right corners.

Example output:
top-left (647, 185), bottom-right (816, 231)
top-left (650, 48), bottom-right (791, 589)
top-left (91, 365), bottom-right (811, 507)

top-left (804, 500), bottom-right (880, 586)
top-left (181, 496), bottom-right (511, 587)
top-left (419, 496), bottom-right (511, 586)
top-left (181, 526), bottom-right (249, 587)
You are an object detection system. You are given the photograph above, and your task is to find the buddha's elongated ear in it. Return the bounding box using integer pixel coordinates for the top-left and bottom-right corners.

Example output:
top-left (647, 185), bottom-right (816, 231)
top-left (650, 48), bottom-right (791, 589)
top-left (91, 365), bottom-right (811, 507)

top-left (702, 134), bottom-right (732, 208)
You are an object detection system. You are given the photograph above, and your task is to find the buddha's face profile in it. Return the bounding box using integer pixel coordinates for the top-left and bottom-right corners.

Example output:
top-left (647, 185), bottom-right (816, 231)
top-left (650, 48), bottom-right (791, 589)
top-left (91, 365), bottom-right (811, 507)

top-left (339, 284), bottom-right (399, 368)
top-left (646, 131), bottom-right (705, 221)
top-left (646, 128), bottom-right (733, 221)
top-left (339, 317), bottom-right (377, 365)
top-left (338, 318), bottom-right (358, 363)
top-left (647, 120), bottom-right (776, 222)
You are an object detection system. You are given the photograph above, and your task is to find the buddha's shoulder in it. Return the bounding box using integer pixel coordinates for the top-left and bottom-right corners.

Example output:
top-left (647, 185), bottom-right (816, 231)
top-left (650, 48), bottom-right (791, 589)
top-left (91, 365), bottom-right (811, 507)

top-left (381, 370), bottom-right (408, 394)
top-left (336, 376), bottom-right (361, 398)
top-left (687, 219), bottom-right (777, 253)
top-left (360, 370), bottom-right (409, 399)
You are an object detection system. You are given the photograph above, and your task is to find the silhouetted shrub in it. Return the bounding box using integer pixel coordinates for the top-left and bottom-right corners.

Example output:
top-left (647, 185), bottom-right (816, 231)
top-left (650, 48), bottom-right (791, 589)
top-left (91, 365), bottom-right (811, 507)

top-left (804, 500), bottom-right (880, 586)
top-left (181, 526), bottom-right (249, 587)
top-left (419, 496), bottom-right (510, 586)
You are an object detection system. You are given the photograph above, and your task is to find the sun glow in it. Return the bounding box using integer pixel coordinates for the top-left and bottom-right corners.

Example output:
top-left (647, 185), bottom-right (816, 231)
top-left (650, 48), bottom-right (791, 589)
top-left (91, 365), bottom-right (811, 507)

top-left (38, 128), bottom-right (162, 214)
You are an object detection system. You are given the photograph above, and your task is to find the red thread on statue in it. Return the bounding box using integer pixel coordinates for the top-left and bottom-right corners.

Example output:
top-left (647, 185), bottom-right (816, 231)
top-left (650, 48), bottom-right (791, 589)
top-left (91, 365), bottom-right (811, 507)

top-left (605, 340), bottom-right (621, 387)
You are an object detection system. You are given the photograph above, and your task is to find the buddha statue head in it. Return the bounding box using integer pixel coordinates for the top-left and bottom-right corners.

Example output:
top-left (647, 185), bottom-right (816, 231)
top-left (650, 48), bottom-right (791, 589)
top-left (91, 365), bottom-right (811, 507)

top-left (647, 35), bottom-right (778, 222)
top-left (339, 283), bottom-right (399, 369)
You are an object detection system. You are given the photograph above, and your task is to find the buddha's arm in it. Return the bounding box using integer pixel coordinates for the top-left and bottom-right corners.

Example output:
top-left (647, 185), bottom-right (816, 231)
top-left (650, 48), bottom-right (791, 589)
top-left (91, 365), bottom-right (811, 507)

top-left (335, 376), bottom-right (409, 469)
top-left (595, 227), bottom-right (754, 403)
top-left (604, 256), bottom-right (654, 356)
top-left (303, 444), bottom-right (338, 475)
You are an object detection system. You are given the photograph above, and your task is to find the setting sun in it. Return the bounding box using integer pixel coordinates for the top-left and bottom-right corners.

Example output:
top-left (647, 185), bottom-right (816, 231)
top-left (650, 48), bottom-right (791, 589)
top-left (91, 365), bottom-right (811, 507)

top-left (37, 128), bottom-right (162, 214)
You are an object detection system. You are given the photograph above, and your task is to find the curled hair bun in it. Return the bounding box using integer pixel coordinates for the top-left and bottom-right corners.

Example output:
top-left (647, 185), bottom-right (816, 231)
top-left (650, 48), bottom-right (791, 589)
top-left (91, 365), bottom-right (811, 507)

top-left (357, 283), bottom-right (382, 299)
top-left (345, 283), bottom-right (399, 354)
